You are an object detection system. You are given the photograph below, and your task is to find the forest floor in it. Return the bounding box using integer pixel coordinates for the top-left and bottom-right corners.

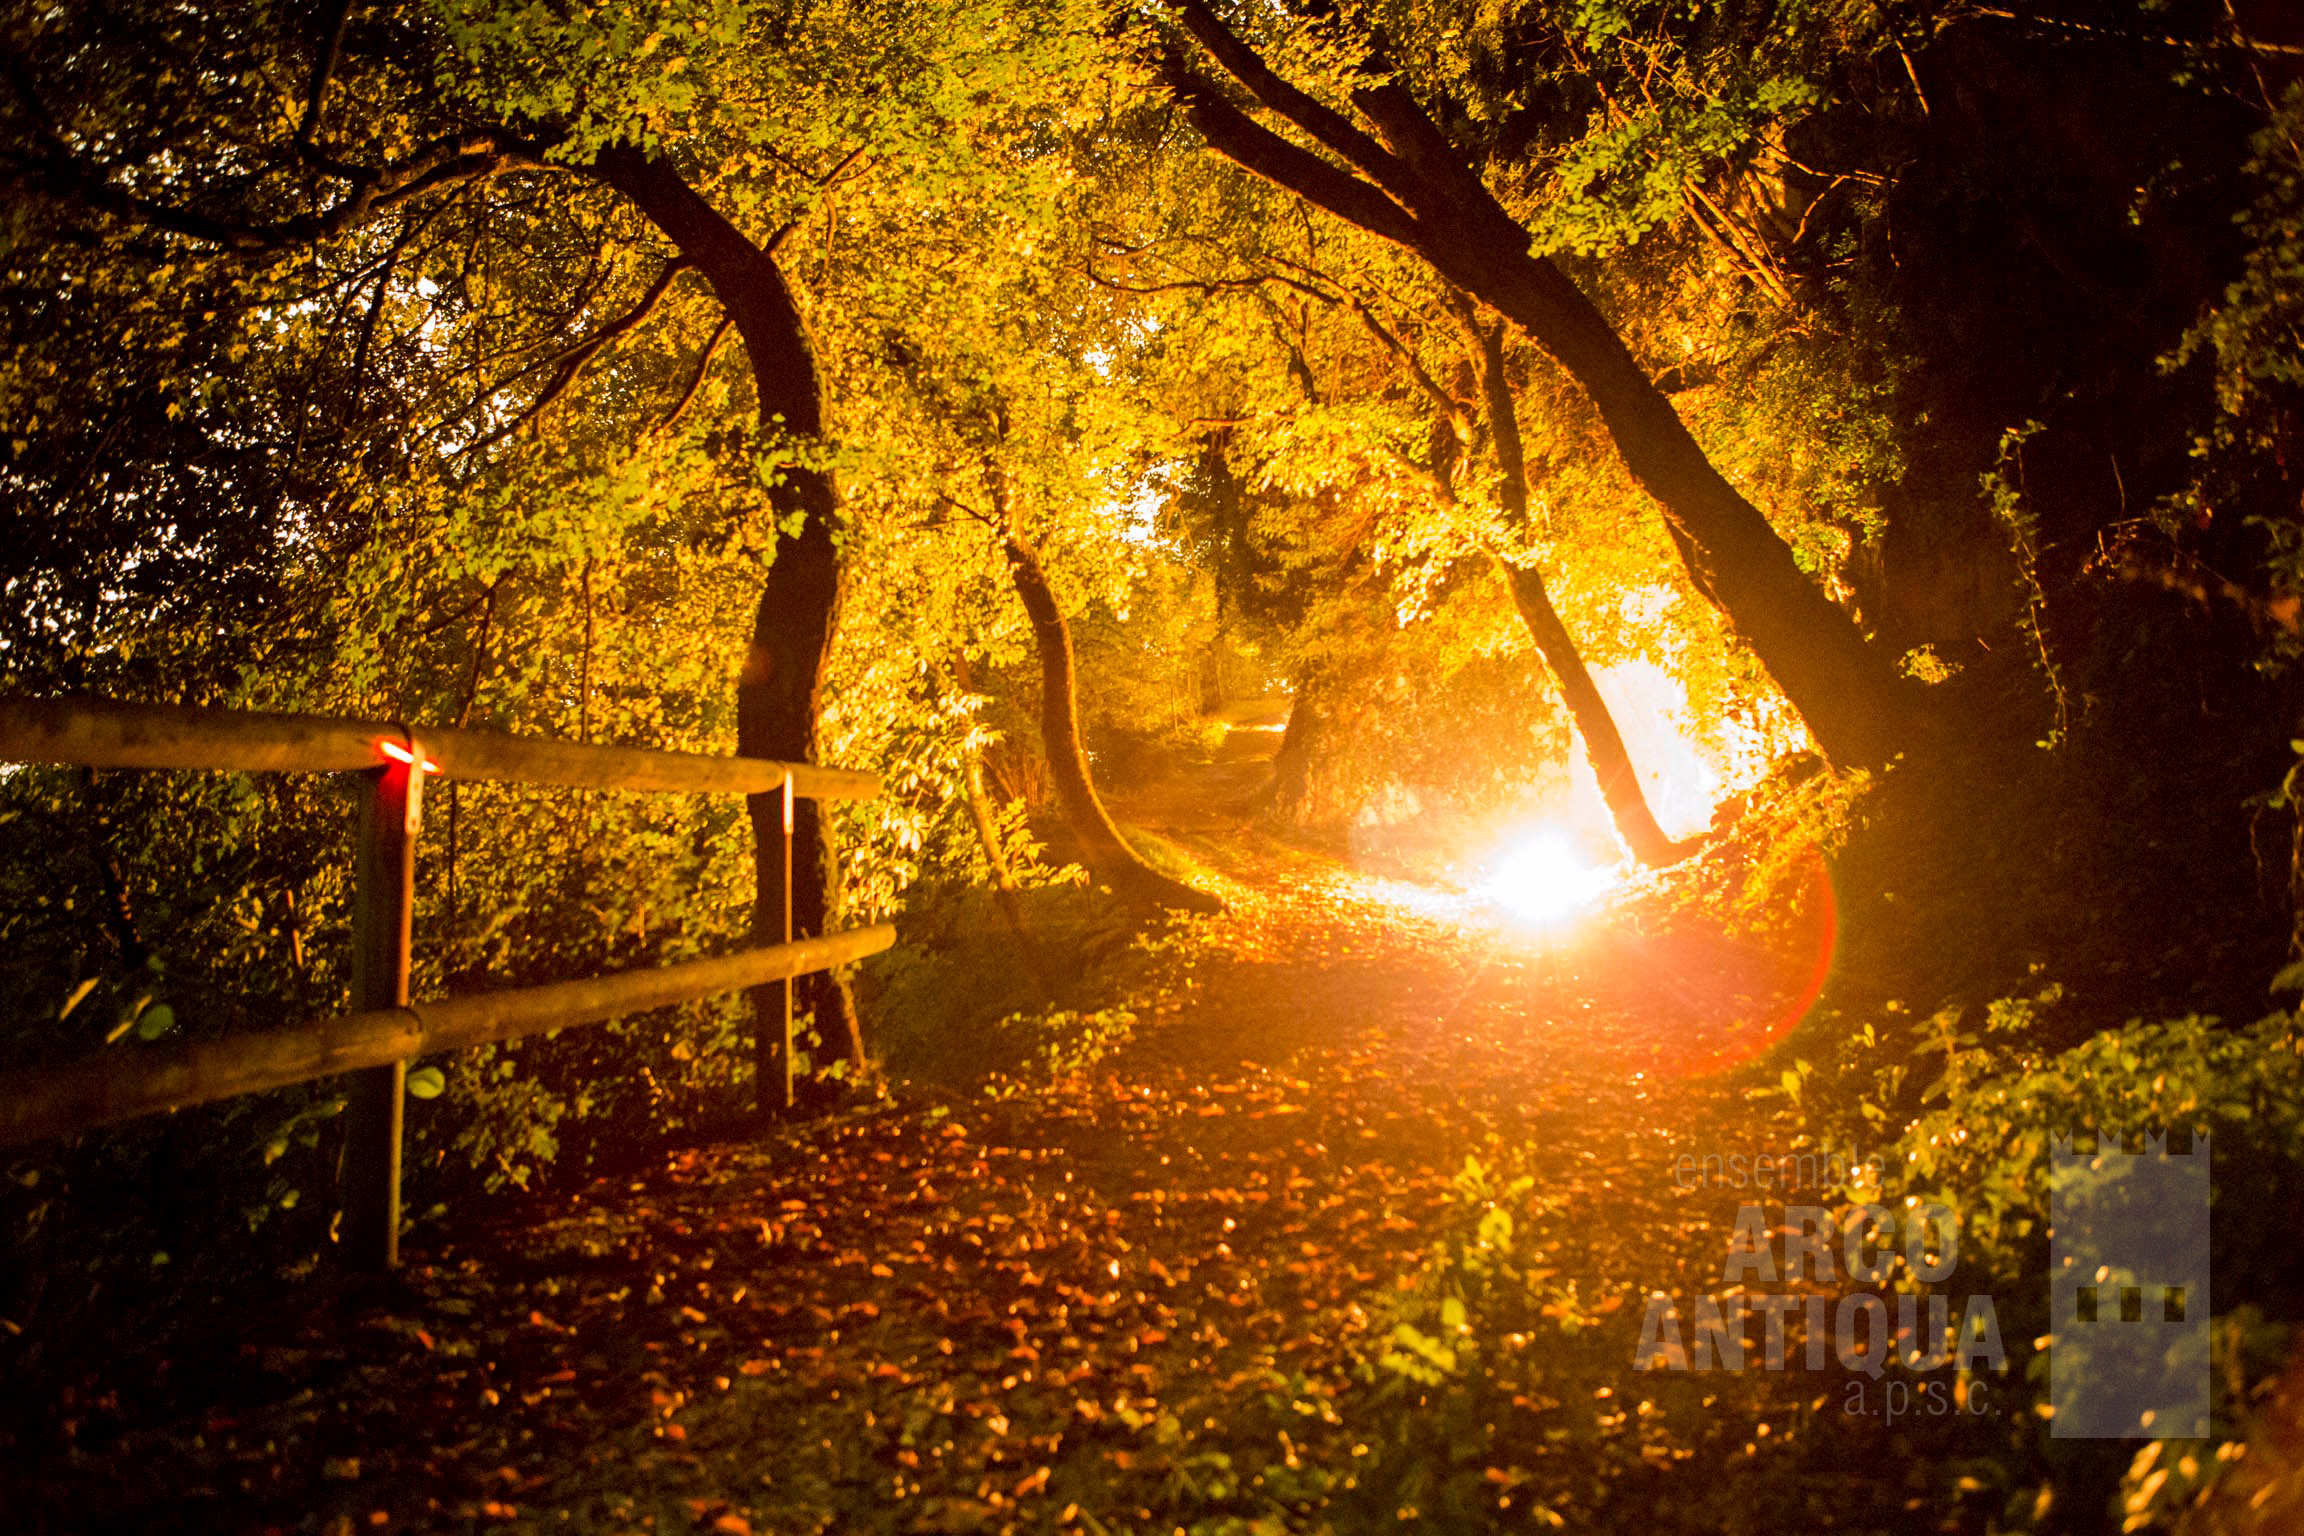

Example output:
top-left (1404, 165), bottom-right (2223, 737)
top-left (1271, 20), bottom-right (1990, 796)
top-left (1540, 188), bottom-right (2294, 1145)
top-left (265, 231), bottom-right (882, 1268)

top-left (5, 724), bottom-right (2018, 1535)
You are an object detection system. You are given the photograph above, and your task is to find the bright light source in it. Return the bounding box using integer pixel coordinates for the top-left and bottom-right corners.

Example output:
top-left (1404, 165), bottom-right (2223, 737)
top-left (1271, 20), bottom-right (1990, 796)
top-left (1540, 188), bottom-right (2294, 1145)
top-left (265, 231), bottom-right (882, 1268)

top-left (1479, 830), bottom-right (1618, 925)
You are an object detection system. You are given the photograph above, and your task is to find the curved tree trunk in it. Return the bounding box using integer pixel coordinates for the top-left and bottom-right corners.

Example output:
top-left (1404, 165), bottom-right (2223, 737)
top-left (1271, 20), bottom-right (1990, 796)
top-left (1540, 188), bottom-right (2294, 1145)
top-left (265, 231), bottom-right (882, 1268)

top-left (1435, 234), bottom-right (1902, 766)
top-left (1162, 8), bottom-right (1911, 769)
top-left (590, 148), bottom-right (866, 1073)
top-left (1469, 314), bottom-right (1682, 866)
top-left (999, 528), bottom-right (1220, 913)
top-left (1496, 560), bottom-right (1681, 865)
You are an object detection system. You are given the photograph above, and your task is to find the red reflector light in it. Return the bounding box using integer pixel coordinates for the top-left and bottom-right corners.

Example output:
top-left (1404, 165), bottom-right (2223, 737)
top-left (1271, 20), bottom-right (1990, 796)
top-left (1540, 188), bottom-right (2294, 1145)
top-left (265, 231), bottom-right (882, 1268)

top-left (377, 739), bottom-right (443, 774)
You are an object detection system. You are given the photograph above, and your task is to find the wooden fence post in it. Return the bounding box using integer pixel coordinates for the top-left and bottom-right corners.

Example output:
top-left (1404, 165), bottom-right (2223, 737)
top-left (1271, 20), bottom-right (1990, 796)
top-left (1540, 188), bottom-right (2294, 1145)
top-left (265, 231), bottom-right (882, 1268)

top-left (344, 757), bottom-right (419, 1269)
top-left (758, 771), bottom-right (794, 1114)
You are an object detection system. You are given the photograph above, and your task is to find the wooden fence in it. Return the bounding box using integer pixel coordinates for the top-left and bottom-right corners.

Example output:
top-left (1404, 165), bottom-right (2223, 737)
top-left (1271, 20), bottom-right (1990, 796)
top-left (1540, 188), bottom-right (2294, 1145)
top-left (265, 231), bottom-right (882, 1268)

top-left (0, 696), bottom-right (894, 1267)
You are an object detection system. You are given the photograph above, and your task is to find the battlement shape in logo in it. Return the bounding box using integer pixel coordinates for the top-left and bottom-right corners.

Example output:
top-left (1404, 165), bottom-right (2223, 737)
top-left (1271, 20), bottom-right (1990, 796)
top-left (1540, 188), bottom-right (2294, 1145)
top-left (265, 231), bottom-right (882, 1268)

top-left (2048, 1131), bottom-right (2210, 1163)
top-left (2048, 1128), bottom-right (2210, 1439)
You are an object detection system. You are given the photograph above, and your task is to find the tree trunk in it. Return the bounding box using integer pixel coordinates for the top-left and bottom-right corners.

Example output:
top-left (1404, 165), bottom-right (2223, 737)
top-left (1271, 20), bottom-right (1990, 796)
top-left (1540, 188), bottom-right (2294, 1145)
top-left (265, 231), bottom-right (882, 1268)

top-left (1432, 231), bottom-right (1904, 768)
top-left (590, 147), bottom-right (866, 1072)
top-left (1496, 561), bottom-right (1680, 865)
top-left (1469, 314), bottom-right (1682, 866)
top-left (999, 529), bottom-right (1219, 913)
top-left (1162, 12), bottom-right (1911, 769)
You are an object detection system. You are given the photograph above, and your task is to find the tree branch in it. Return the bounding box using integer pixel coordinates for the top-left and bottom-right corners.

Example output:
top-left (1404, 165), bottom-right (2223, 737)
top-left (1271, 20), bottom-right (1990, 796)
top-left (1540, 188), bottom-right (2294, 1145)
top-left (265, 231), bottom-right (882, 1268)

top-left (296, 0), bottom-right (357, 153)
top-left (654, 312), bottom-right (734, 433)
top-left (1169, 0), bottom-right (1429, 214)
top-left (1157, 49), bottom-right (1419, 247)
top-left (455, 256), bottom-right (692, 460)
top-left (1348, 289), bottom-right (1470, 440)
top-left (589, 146), bottom-right (824, 435)
top-left (1469, 312), bottom-right (1532, 526)
top-left (4, 54), bottom-right (555, 259)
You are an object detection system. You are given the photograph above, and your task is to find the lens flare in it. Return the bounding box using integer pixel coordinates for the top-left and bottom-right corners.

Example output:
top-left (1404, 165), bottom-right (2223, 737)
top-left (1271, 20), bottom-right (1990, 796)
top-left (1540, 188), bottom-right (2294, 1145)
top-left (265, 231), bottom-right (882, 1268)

top-left (1479, 831), bottom-right (1618, 925)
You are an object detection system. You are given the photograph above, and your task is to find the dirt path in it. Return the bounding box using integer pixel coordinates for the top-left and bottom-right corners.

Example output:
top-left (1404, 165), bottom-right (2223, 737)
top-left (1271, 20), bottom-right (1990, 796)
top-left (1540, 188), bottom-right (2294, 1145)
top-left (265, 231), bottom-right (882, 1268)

top-left (8, 745), bottom-right (1971, 1535)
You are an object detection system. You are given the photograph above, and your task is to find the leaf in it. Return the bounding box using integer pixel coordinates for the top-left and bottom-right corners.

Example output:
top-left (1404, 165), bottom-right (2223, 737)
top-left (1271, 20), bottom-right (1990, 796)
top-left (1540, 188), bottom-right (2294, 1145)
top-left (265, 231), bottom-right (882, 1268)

top-left (58, 977), bottom-right (100, 1020)
top-left (135, 1003), bottom-right (176, 1040)
top-left (407, 1065), bottom-right (447, 1100)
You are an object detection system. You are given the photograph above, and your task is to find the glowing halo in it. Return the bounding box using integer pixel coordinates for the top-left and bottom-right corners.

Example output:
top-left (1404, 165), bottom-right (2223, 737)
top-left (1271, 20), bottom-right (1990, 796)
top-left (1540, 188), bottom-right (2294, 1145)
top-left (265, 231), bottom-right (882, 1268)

top-left (1477, 830), bottom-right (1619, 926)
top-left (1648, 844), bottom-right (1842, 1079)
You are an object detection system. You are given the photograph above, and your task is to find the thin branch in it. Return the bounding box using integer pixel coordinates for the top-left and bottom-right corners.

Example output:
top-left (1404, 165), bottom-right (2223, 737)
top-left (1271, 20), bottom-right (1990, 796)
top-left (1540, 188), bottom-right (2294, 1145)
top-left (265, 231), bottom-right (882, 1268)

top-left (653, 312), bottom-right (734, 433)
top-left (453, 576), bottom-right (505, 730)
top-left (1965, 4), bottom-right (2304, 57)
top-left (1684, 181), bottom-right (1799, 310)
top-left (4, 58), bottom-right (555, 260)
top-left (296, 0), bottom-right (357, 152)
top-left (1082, 263), bottom-right (1338, 305)
top-left (578, 558), bottom-right (595, 745)
top-left (933, 491), bottom-right (998, 527)
top-left (456, 257), bottom-right (693, 460)
top-left (1343, 287), bottom-right (1471, 438)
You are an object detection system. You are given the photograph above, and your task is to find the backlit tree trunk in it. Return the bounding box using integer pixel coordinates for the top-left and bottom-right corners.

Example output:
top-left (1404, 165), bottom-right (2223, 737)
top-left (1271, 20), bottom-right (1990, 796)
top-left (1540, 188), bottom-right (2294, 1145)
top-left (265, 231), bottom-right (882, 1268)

top-left (1267, 680), bottom-right (1324, 823)
top-left (1497, 561), bottom-right (1680, 864)
top-left (591, 148), bottom-right (866, 1071)
top-left (1162, 3), bottom-right (1911, 769)
top-left (1470, 316), bottom-right (1682, 866)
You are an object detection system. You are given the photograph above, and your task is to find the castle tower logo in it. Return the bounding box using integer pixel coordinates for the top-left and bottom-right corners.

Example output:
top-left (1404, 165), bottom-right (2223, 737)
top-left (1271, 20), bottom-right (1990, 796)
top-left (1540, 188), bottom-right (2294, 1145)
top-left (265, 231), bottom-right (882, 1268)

top-left (2049, 1132), bottom-right (2210, 1439)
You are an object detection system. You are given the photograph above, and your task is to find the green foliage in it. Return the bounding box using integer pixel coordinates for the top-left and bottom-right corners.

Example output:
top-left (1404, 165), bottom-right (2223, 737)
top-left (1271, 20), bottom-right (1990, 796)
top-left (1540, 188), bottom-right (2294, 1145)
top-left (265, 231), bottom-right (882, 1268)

top-left (2167, 82), bottom-right (2304, 462)
top-left (858, 873), bottom-right (1203, 1087)
top-left (1838, 1008), bottom-right (2304, 1523)
top-left (1895, 1009), bottom-right (2304, 1285)
top-left (2164, 82), bottom-right (2304, 662)
top-left (1536, 75), bottom-right (1820, 258)
top-left (1981, 419), bottom-right (2070, 747)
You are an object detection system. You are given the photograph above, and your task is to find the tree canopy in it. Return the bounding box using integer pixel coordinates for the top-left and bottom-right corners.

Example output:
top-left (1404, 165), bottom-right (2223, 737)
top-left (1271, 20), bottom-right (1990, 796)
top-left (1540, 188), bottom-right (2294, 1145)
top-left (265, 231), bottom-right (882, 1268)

top-left (5, 6), bottom-right (2304, 1522)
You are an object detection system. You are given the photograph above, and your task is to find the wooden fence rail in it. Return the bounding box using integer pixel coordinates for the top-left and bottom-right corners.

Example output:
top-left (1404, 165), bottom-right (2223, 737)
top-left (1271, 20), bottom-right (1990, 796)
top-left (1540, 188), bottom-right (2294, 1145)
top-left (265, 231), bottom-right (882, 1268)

top-left (0, 696), bottom-right (880, 800)
top-left (0, 694), bottom-right (893, 1268)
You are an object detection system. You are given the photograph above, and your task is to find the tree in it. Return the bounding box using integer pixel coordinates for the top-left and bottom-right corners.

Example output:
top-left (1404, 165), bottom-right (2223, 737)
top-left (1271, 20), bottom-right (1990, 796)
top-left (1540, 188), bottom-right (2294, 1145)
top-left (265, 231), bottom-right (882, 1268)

top-left (1074, 143), bottom-right (1693, 858)
top-left (998, 482), bottom-right (1221, 910)
top-left (588, 147), bottom-right (865, 1069)
top-left (0, 0), bottom-right (940, 1074)
top-left (1464, 312), bottom-right (1682, 864)
top-left (1155, 0), bottom-right (1913, 768)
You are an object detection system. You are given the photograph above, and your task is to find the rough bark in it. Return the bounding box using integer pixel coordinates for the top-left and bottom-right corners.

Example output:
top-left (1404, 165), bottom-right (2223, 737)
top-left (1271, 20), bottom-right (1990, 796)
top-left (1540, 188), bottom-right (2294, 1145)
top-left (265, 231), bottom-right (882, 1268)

top-left (589, 147), bottom-right (865, 1070)
top-left (1469, 316), bottom-right (1682, 866)
top-left (999, 529), bottom-right (1220, 913)
top-left (1161, 7), bottom-right (1911, 769)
